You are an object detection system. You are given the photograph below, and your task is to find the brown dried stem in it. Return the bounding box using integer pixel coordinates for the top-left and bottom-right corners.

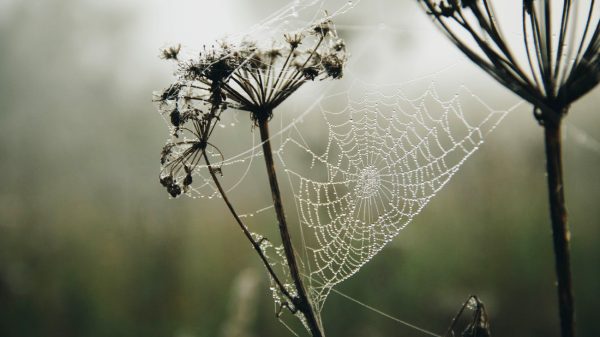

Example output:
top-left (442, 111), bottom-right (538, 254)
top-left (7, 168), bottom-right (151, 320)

top-left (257, 113), bottom-right (325, 337)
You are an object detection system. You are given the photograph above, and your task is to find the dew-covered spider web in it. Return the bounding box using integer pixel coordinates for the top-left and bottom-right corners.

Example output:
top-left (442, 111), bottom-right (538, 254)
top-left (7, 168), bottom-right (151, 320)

top-left (278, 79), bottom-right (520, 313)
top-left (155, 0), bottom-right (528, 333)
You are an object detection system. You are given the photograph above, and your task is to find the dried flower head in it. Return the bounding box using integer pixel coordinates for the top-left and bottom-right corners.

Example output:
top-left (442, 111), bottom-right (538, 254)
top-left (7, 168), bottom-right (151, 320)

top-left (155, 107), bottom-right (225, 198)
top-left (284, 32), bottom-right (303, 49)
top-left (153, 78), bottom-right (226, 197)
top-left (180, 44), bottom-right (239, 84)
top-left (160, 44), bottom-right (181, 60)
top-left (313, 18), bottom-right (333, 36)
top-left (419, 0), bottom-right (600, 123)
top-left (171, 17), bottom-right (346, 123)
top-left (153, 17), bottom-right (347, 196)
top-left (322, 53), bottom-right (344, 79)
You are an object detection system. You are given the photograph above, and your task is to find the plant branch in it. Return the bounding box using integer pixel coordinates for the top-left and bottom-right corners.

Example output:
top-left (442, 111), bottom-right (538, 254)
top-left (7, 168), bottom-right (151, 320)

top-left (257, 115), bottom-right (325, 337)
top-left (201, 150), bottom-right (295, 303)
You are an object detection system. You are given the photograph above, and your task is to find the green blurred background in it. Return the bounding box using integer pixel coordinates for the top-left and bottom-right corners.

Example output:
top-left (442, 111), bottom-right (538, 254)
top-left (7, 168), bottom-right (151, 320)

top-left (0, 0), bottom-right (599, 336)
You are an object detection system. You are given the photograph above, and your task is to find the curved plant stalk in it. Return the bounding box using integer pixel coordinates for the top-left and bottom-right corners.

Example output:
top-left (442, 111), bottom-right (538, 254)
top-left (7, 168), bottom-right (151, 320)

top-left (201, 150), bottom-right (296, 304)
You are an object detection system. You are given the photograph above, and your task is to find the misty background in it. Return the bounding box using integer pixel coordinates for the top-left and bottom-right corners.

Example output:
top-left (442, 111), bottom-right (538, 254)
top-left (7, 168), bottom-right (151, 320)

top-left (0, 0), bottom-right (599, 336)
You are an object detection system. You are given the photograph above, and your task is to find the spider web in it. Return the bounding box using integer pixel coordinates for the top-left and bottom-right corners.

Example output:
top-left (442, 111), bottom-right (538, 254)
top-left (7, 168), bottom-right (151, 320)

top-left (155, 0), bottom-right (524, 331)
top-left (278, 78), bottom-right (519, 312)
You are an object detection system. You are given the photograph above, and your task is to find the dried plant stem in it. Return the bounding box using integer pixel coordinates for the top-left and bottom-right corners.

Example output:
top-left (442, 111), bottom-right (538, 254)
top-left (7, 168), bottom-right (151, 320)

top-left (201, 150), bottom-right (295, 303)
top-left (258, 116), bottom-right (325, 337)
top-left (414, 2), bottom-right (591, 335)
top-left (543, 115), bottom-right (575, 337)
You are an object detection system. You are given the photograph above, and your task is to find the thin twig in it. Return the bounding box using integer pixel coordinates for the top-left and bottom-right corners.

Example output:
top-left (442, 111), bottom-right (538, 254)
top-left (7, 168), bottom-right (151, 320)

top-left (201, 150), bottom-right (296, 304)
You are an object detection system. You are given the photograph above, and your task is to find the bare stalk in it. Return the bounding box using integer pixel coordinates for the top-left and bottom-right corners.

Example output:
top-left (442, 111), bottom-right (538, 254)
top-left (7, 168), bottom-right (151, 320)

top-left (257, 113), bottom-right (325, 337)
top-left (542, 112), bottom-right (575, 337)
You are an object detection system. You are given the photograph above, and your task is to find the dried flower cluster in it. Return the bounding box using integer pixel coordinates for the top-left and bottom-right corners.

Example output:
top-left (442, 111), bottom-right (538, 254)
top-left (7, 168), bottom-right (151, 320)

top-left (153, 18), bottom-right (347, 198)
top-left (420, 0), bottom-right (600, 123)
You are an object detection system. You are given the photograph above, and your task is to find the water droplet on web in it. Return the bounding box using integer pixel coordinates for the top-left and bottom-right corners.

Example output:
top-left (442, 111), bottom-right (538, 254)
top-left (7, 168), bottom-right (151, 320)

top-left (467, 297), bottom-right (478, 310)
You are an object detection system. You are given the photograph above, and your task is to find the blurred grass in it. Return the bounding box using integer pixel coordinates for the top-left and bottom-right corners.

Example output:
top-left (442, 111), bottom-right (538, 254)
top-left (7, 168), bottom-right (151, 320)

top-left (0, 1), bottom-right (599, 337)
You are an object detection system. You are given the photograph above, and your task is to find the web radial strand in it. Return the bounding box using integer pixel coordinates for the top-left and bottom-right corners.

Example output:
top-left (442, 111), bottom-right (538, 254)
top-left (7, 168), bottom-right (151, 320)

top-left (278, 79), bottom-right (514, 312)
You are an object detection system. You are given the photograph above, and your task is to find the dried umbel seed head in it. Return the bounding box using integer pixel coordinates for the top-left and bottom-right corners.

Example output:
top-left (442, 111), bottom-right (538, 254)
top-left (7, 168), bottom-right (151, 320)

top-left (159, 175), bottom-right (173, 187)
top-left (302, 65), bottom-right (320, 80)
top-left (265, 48), bottom-right (282, 62)
top-left (153, 84), bottom-right (225, 197)
top-left (183, 172), bottom-right (193, 187)
top-left (322, 53), bottom-right (344, 79)
top-left (247, 52), bottom-right (267, 71)
top-left (160, 44), bottom-right (181, 60)
top-left (153, 16), bottom-right (347, 194)
top-left (159, 175), bottom-right (182, 197)
top-left (313, 18), bottom-right (333, 36)
top-left (169, 108), bottom-right (181, 127)
top-left (160, 143), bottom-right (175, 165)
top-left (158, 83), bottom-right (181, 101)
top-left (419, 0), bottom-right (600, 121)
top-left (284, 32), bottom-right (303, 49)
top-left (164, 17), bottom-right (346, 124)
top-left (179, 44), bottom-right (238, 84)
top-left (182, 165), bottom-right (193, 187)
top-left (167, 182), bottom-right (182, 197)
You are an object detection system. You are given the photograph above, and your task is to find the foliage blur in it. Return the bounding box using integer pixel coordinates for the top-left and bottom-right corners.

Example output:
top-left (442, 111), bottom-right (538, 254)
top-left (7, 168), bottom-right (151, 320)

top-left (0, 1), bottom-right (598, 337)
